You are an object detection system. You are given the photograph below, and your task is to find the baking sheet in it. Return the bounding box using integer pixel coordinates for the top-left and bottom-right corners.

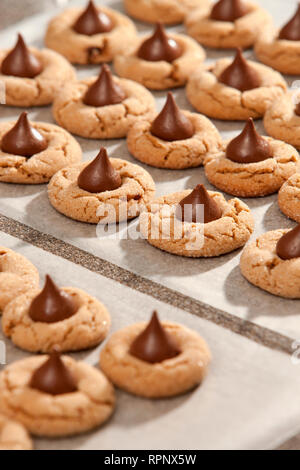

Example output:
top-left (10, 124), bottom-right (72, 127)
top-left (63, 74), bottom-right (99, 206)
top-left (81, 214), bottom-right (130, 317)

top-left (0, 0), bottom-right (300, 340)
top-left (1, 231), bottom-right (300, 450)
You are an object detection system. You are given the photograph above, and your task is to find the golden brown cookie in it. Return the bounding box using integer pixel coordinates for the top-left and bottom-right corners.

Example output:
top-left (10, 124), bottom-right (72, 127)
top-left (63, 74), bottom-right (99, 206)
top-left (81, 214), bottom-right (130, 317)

top-left (205, 138), bottom-right (300, 197)
top-left (240, 229), bottom-right (300, 298)
top-left (278, 174), bottom-right (300, 223)
top-left (0, 119), bottom-right (82, 184)
top-left (0, 48), bottom-right (75, 107)
top-left (0, 355), bottom-right (115, 437)
top-left (48, 157), bottom-right (155, 224)
top-left (140, 190), bottom-right (254, 257)
top-left (2, 287), bottom-right (110, 353)
top-left (100, 318), bottom-right (211, 398)
top-left (0, 414), bottom-right (33, 450)
top-left (255, 23), bottom-right (300, 75)
top-left (127, 109), bottom-right (222, 169)
top-left (264, 93), bottom-right (300, 150)
top-left (0, 247), bottom-right (39, 312)
top-left (186, 1), bottom-right (272, 49)
top-left (124, 0), bottom-right (211, 25)
top-left (186, 58), bottom-right (287, 120)
top-left (114, 33), bottom-right (205, 90)
top-left (52, 75), bottom-right (155, 139)
top-left (45, 5), bottom-right (137, 65)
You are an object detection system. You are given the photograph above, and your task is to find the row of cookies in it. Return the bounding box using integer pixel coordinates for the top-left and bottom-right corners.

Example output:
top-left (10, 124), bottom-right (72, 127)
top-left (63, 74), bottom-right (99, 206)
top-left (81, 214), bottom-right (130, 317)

top-left (42, 0), bottom-right (300, 76)
top-left (122, 0), bottom-right (300, 76)
top-left (0, 247), bottom-right (211, 446)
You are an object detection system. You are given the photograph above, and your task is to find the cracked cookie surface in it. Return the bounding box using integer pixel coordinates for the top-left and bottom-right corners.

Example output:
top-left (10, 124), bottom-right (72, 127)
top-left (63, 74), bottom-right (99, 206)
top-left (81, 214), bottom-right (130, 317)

top-left (264, 93), bottom-right (300, 150)
top-left (48, 158), bottom-right (155, 224)
top-left (186, 59), bottom-right (287, 120)
top-left (0, 355), bottom-right (115, 437)
top-left (0, 121), bottom-right (82, 184)
top-left (100, 321), bottom-right (211, 398)
top-left (0, 413), bottom-right (32, 450)
top-left (240, 229), bottom-right (300, 298)
top-left (124, 0), bottom-right (211, 25)
top-left (114, 34), bottom-right (205, 90)
top-left (52, 76), bottom-right (156, 139)
top-left (255, 24), bottom-right (300, 75)
top-left (45, 6), bottom-right (137, 65)
top-left (127, 111), bottom-right (222, 169)
top-left (0, 48), bottom-right (75, 107)
top-left (139, 190), bottom-right (254, 257)
top-left (0, 247), bottom-right (39, 312)
top-left (186, 1), bottom-right (272, 49)
top-left (278, 174), bottom-right (300, 223)
top-left (205, 138), bottom-right (300, 197)
top-left (2, 287), bottom-right (110, 353)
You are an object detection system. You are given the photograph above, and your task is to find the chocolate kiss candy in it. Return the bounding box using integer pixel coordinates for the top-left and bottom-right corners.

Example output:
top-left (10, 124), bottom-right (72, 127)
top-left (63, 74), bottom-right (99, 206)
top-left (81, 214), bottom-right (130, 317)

top-left (210, 0), bottom-right (249, 22)
top-left (276, 225), bottom-right (300, 260)
top-left (226, 118), bottom-right (271, 163)
top-left (279, 4), bottom-right (300, 41)
top-left (1, 34), bottom-right (43, 78)
top-left (83, 64), bottom-right (126, 107)
top-left (29, 275), bottom-right (77, 324)
top-left (129, 311), bottom-right (180, 364)
top-left (1, 112), bottom-right (47, 158)
top-left (295, 101), bottom-right (300, 117)
top-left (150, 92), bottom-right (194, 142)
top-left (30, 348), bottom-right (78, 396)
top-left (73, 0), bottom-right (113, 36)
top-left (138, 23), bottom-right (183, 63)
top-left (176, 184), bottom-right (222, 224)
top-left (78, 147), bottom-right (122, 193)
top-left (219, 48), bottom-right (260, 92)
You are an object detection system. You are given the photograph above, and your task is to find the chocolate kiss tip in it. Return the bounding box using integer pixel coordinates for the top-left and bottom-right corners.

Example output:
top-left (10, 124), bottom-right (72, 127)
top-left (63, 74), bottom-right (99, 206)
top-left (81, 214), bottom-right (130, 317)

top-left (73, 0), bottom-right (113, 36)
top-left (137, 22), bottom-right (183, 63)
top-left (77, 147), bottom-right (122, 193)
top-left (225, 118), bottom-right (271, 164)
top-left (83, 64), bottom-right (126, 107)
top-left (29, 348), bottom-right (78, 396)
top-left (276, 224), bottom-right (300, 260)
top-left (210, 0), bottom-right (249, 22)
top-left (219, 48), bottom-right (260, 92)
top-left (129, 311), bottom-right (180, 364)
top-left (279, 4), bottom-right (300, 41)
top-left (1, 33), bottom-right (43, 78)
top-left (150, 92), bottom-right (194, 142)
top-left (29, 275), bottom-right (77, 324)
top-left (1, 112), bottom-right (47, 158)
top-left (176, 184), bottom-right (222, 224)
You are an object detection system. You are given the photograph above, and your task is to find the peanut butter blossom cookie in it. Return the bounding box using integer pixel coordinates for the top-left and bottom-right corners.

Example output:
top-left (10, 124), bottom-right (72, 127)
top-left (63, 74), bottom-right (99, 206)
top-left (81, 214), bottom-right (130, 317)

top-left (100, 311), bottom-right (211, 398)
top-left (48, 147), bottom-right (155, 224)
top-left (2, 275), bottom-right (111, 353)
top-left (127, 92), bottom-right (222, 169)
top-left (0, 34), bottom-right (75, 107)
top-left (0, 414), bottom-right (32, 450)
top-left (205, 119), bottom-right (300, 197)
top-left (186, 0), bottom-right (272, 49)
top-left (240, 225), bottom-right (300, 298)
top-left (278, 174), bottom-right (300, 224)
top-left (53, 64), bottom-right (155, 139)
top-left (255, 4), bottom-right (300, 75)
top-left (114, 23), bottom-right (205, 90)
top-left (0, 247), bottom-right (39, 312)
top-left (140, 184), bottom-right (254, 257)
top-left (0, 348), bottom-right (115, 437)
top-left (186, 48), bottom-right (287, 120)
top-left (0, 112), bottom-right (82, 184)
top-left (264, 93), bottom-right (300, 150)
top-left (45, 0), bottom-right (137, 65)
top-left (124, 0), bottom-right (211, 25)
